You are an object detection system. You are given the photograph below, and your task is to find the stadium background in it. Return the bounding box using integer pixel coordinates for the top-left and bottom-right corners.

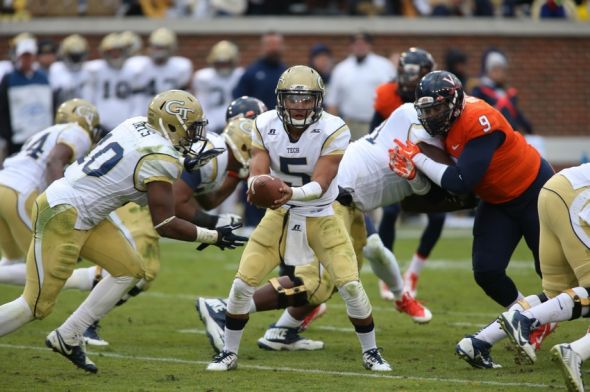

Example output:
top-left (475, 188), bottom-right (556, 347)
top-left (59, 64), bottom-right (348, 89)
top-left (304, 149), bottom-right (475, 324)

top-left (1, 18), bottom-right (589, 148)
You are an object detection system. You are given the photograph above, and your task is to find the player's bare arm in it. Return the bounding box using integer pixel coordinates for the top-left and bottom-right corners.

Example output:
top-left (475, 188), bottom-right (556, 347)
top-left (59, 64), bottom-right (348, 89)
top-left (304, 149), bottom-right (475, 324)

top-left (196, 175), bottom-right (241, 210)
top-left (45, 143), bottom-right (74, 185)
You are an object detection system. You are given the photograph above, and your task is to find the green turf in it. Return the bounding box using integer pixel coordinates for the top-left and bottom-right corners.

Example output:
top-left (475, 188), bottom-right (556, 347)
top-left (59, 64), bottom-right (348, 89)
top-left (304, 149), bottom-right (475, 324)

top-left (0, 227), bottom-right (582, 391)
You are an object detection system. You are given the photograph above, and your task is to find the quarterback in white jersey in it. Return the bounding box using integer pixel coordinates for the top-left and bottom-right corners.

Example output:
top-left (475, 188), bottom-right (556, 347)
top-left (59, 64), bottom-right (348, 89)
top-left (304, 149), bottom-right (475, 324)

top-left (207, 66), bottom-right (391, 373)
top-left (0, 90), bottom-right (246, 373)
top-left (192, 40), bottom-right (244, 133)
top-left (0, 99), bottom-right (98, 272)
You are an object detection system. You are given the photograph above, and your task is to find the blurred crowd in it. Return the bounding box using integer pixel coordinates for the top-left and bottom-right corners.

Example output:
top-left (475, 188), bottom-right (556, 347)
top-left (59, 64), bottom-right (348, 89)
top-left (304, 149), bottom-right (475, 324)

top-left (0, 29), bottom-right (541, 227)
top-left (1, 0), bottom-right (588, 19)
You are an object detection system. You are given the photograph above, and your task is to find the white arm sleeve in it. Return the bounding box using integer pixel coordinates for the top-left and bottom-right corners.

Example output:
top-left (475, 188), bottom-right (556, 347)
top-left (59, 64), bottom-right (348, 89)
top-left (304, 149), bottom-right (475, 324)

top-left (413, 152), bottom-right (449, 187)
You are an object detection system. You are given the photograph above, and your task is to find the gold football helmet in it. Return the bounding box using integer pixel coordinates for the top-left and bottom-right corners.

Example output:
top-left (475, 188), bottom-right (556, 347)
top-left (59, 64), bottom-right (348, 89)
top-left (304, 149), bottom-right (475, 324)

top-left (59, 34), bottom-right (88, 70)
top-left (148, 28), bottom-right (177, 63)
top-left (275, 65), bottom-right (325, 129)
top-left (99, 32), bottom-right (127, 69)
top-left (55, 99), bottom-right (101, 142)
top-left (147, 90), bottom-right (208, 155)
top-left (223, 117), bottom-right (254, 169)
top-left (121, 31), bottom-right (143, 56)
top-left (207, 40), bottom-right (239, 75)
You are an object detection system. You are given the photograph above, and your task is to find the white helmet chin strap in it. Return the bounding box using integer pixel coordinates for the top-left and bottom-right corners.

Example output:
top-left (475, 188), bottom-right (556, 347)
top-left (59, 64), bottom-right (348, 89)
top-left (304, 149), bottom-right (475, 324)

top-left (158, 118), bottom-right (174, 144)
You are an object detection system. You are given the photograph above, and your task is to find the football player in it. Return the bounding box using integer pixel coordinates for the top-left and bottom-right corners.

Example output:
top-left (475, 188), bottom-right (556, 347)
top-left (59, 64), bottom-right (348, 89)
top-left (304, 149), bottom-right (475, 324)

top-left (52, 112), bottom-right (258, 352)
top-left (390, 71), bottom-right (555, 368)
top-left (197, 102), bottom-right (478, 353)
top-left (128, 28), bottom-right (193, 117)
top-left (206, 65), bottom-right (391, 372)
top-left (370, 47), bottom-right (444, 300)
top-left (192, 40), bottom-right (244, 134)
top-left (0, 90), bottom-right (246, 373)
top-left (452, 163), bottom-right (590, 370)
top-left (0, 99), bottom-right (101, 288)
top-left (85, 32), bottom-right (136, 130)
top-left (49, 34), bottom-right (92, 107)
top-left (120, 30), bottom-right (143, 57)
top-left (225, 96), bottom-right (268, 122)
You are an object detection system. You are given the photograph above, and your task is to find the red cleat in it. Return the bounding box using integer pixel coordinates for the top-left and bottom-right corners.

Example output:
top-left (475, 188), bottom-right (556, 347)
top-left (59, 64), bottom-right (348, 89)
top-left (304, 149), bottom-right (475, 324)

top-left (530, 322), bottom-right (558, 351)
top-left (299, 303), bottom-right (327, 332)
top-left (395, 292), bottom-right (432, 324)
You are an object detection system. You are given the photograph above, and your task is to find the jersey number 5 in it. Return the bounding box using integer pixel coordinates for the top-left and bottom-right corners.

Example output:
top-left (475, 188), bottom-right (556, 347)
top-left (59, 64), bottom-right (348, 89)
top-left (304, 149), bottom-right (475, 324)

top-left (279, 157), bottom-right (310, 187)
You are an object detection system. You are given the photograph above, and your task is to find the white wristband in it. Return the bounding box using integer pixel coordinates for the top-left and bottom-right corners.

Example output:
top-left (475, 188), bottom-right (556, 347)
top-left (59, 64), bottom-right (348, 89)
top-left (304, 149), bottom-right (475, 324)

top-left (290, 181), bottom-right (323, 201)
top-left (413, 152), bottom-right (448, 187)
top-left (195, 227), bottom-right (218, 244)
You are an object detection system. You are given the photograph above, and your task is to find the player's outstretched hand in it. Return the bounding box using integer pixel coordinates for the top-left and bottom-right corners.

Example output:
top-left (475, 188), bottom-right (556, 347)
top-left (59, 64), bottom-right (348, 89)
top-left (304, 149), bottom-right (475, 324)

top-left (197, 224), bottom-right (248, 251)
top-left (216, 213), bottom-right (243, 228)
top-left (393, 139), bottom-right (421, 159)
top-left (270, 184), bottom-right (292, 210)
top-left (391, 153), bottom-right (417, 180)
top-left (184, 148), bottom-right (225, 172)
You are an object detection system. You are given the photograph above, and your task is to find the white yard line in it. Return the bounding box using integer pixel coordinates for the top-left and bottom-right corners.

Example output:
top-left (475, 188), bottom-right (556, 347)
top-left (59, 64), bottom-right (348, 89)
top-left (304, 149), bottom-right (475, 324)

top-left (0, 343), bottom-right (555, 389)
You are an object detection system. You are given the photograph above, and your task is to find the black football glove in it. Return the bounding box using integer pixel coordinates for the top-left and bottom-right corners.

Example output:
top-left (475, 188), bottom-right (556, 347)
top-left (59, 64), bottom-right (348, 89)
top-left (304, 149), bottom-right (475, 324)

top-left (197, 223), bottom-right (248, 251)
top-left (184, 147), bottom-right (225, 172)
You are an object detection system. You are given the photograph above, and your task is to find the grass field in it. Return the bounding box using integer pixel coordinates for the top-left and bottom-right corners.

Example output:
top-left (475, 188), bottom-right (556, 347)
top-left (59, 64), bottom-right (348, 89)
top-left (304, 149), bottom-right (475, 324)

top-left (0, 226), bottom-right (583, 391)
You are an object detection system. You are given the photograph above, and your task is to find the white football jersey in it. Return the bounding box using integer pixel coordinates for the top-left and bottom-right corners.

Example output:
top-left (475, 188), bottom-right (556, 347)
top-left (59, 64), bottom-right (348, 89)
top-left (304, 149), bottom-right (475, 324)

top-left (180, 132), bottom-right (228, 195)
top-left (127, 56), bottom-right (193, 117)
top-left (84, 59), bottom-right (137, 130)
top-left (191, 66), bottom-right (244, 133)
top-left (49, 61), bottom-right (92, 107)
top-left (46, 117), bottom-right (183, 230)
top-left (0, 123), bottom-right (92, 195)
top-left (253, 110), bottom-right (349, 211)
top-left (338, 103), bottom-right (443, 211)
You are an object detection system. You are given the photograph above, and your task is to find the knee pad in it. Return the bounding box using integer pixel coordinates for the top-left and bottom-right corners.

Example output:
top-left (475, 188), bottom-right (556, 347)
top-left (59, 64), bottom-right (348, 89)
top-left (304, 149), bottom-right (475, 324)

top-left (269, 276), bottom-right (308, 308)
top-left (564, 287), bottom-right (590, 320)
top-left (227, 278), bottom-right (256, 315)
top-left (337, 281), bottom-right (372, 319)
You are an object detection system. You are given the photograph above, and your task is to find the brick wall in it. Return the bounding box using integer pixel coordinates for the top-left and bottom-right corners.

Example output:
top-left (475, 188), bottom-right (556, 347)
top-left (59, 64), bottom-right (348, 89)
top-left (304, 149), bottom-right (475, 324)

top-left (5, 33), bottom-right (589, 136)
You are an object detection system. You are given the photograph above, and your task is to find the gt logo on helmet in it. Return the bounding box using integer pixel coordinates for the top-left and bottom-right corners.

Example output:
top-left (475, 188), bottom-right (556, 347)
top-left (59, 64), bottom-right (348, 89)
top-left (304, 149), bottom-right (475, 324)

top-left (164, 100), bottom-right (194, 121)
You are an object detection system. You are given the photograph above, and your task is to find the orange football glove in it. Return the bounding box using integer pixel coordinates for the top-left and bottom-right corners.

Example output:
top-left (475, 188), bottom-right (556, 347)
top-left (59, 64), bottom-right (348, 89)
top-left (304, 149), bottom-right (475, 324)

top-left (393, 139), bottom-right (421, 159)
top-left (391, 153), bottom-right (416, 180)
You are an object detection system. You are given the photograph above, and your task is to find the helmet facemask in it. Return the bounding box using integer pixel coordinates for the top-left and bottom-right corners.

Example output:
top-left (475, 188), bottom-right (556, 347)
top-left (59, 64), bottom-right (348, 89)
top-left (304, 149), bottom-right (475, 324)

top-left (159, 114), bottom-right (208, 156)
top-left (277, 90), bottom-right (323, 130)
top-left (415, 95), bottom-right (456, 137)
top-left (398, 63), bottom-right (423, 102)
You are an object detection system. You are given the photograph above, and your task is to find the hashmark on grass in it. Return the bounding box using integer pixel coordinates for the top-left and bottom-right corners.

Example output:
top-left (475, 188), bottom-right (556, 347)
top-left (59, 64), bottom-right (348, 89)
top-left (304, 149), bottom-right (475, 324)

top-left (0, 343), bottom-right (554, 389)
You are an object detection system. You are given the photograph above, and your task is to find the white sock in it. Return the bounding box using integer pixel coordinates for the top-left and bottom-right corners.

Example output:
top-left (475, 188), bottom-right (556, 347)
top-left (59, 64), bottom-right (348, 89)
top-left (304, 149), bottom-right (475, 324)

top-left (524, 288), bottom-right (590, 324)
top-left (474, 294), bottom-right (543, 344)
top-left (356, 328), bottom-right (377, 353)
top-left (0, 263), bottom-right (26, 285)
top-left (506, 291), bottom-right (526, 308)
top-left (0, 257), bottom-right (24, 266)
top-left (363, 234), bottom-right (403, 298)
top-left (570, 332), bottom-right (590, 361)
top-left (474, 320), bottom-right (505, 345)
top-left (0, 296), bottom-right (34, 336)
top-left (63, 266), bottom-right (98, 291)
top-left (57, 275), bottom-right (136, 342)
top-left (276, 309), bottom-right (302, 328)
top-left (406, 253), bottom-right (427, 276)
top-left (224, 327), bottom-right (244, 354)
top-left (248, 299), bottom-right (257, 314)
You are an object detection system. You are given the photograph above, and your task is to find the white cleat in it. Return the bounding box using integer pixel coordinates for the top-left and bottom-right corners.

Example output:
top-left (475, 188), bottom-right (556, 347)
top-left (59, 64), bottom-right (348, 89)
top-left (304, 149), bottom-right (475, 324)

top-left (46, 330), bottom-right (97, 373)
top-left (362, 348), bottom-right (392, 372)
top-left (257, 324), bottom-right (324, 351)
top-left (206, 350), bottom-right (238, 371)
top-left (195, 297), bottom-right (227, 353)
top-left (551, 344), bottom-right (584, 392)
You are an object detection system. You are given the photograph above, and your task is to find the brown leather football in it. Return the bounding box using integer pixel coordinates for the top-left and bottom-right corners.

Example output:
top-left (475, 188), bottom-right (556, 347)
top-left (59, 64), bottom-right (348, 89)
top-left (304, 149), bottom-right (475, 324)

top-left (248, 175), bottom-right (286, 208)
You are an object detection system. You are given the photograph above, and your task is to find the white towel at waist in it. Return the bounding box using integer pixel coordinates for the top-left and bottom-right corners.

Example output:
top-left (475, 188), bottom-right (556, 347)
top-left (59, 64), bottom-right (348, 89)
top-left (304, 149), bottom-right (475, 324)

top-left (282, 203), bottom-right (333, 267)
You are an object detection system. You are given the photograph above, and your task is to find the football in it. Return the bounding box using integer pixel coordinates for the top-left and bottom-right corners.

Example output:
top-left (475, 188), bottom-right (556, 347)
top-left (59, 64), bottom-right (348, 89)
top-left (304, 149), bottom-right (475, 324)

top-left (417, 142), bottom-right (455, 166)
top-left (248, 175), bottom-right (286, 208)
